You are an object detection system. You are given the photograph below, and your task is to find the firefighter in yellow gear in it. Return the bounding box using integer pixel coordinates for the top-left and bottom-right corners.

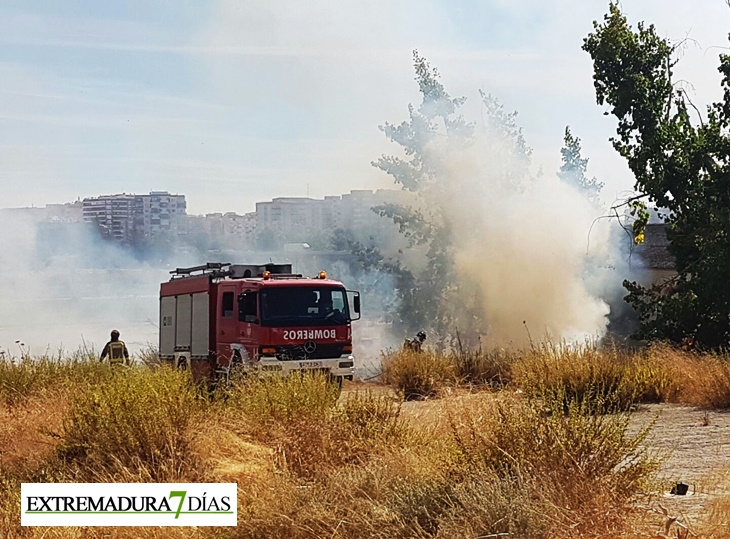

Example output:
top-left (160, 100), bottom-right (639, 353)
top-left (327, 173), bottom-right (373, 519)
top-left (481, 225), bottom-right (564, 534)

top-left (403, 331), bottom-right (427, 352)
top-left (100, 329), bottom-right (130, 366)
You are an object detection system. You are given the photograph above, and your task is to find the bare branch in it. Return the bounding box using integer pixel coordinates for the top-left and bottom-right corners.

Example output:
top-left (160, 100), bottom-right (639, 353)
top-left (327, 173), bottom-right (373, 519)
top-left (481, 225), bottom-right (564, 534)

top-left (586, 193), bottom-right (648, 266)
top-left (678, 86), bottom-right (706, 126)
top-left (672, 35), bottom-right (701, 57)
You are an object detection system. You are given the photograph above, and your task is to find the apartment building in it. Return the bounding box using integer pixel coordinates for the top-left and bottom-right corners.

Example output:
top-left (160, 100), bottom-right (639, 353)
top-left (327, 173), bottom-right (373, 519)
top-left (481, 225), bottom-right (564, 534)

top-left (82, 191), bottom-right (186, 242)
top-left (82, 194), bottom-right (137, 242)
top-left (192, 211), bottom-right (257, 240)
top-left (255, 189), bottom-right (405, 239)
top-left (255, 197), bottom-right (326, 238)
top-left (134, 191), bottom-right (187, 238)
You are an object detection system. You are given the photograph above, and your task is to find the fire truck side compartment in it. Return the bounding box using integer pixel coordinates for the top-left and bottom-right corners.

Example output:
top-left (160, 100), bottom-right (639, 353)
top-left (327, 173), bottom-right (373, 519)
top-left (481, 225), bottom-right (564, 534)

top-left (160, 296), bottom-right (176, 356)
top-left (191, 292), bottom-right (210, 357)
top-left (175, 294), bottom-right (192, 349)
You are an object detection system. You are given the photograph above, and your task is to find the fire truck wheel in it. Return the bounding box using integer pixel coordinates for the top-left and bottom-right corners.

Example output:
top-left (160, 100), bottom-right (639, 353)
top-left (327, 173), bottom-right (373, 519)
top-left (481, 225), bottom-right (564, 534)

top-left (231, 349), bottom-right (243, 365)
top-left (227, 352), bottom-right (249, 383)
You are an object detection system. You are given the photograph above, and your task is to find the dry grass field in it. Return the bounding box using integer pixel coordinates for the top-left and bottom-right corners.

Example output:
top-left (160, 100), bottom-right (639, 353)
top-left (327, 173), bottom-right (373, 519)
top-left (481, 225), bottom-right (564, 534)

top-left (2, 342), bottom-right (730, 537)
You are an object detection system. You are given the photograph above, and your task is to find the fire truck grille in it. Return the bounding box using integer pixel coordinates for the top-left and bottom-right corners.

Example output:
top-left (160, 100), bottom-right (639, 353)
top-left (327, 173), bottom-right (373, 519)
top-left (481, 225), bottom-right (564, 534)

top-left (275, 344), bottom-right (345, 361)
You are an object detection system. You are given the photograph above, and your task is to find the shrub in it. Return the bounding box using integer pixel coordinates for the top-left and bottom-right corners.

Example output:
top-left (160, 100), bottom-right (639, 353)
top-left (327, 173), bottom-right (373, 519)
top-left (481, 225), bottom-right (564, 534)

top-left (446, 392), bottom-right (655, 490)
top-left (57, 366), bottom-right (202, 481)
top-left (450, 347), bottom-right (514, 388)
top-left (512, 342), bottom-right (640, 412)
top-left (223, 375), bottom-right (412, 479)
top-left (442, 392), bottom-right (657, 537)
top-left (381, 349), bottom-right (456, 400)
top-left (0, 349), bottom-right (668, 539)
top-left (230, 387), bottom-right (657, 539)
top-left (434, 474), bottom-right (556, 539)
top-left (681, 354), bottom-right (730, 408)
top-left (626, 351), bottom-right (676, 403)
top-left (699, 491), bottom-right (730, 538)
top-left (335, 390), bottom-right (406, 441)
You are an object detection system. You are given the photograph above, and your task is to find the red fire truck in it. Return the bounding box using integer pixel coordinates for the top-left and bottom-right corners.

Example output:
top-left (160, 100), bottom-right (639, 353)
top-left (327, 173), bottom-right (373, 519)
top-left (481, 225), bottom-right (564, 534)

top-left (159, 262), bottom-right (360, 383)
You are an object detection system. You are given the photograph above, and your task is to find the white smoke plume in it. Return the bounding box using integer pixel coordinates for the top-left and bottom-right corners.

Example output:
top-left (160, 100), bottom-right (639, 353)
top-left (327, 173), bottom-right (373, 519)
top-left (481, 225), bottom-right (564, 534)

top-left (423, 130), bottom-right (634, 347)
top-left (0, 211), bottom-right (170, 356)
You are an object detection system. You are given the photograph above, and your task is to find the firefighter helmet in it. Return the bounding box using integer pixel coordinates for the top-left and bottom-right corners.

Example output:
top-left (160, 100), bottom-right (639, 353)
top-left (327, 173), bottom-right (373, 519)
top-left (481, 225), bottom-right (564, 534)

top-left (110, 329), bottom-right (120, 339)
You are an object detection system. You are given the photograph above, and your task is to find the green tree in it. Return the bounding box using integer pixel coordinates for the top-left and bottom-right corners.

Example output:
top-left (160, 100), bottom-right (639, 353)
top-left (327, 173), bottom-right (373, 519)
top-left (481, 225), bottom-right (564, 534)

top-left (584, 4), bottom-right (730, 347)
top-left (558, 126), bottom-right (604, 206)
top-left (349, 51), bottom-right (532, 343)
top-left (330, 228), bottom-right (356, 252)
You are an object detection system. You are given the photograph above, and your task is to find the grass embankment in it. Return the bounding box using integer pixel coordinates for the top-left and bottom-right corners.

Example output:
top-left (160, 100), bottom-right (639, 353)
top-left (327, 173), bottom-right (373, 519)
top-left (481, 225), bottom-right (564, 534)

top-left (1, 342), bottom-right (730, 537)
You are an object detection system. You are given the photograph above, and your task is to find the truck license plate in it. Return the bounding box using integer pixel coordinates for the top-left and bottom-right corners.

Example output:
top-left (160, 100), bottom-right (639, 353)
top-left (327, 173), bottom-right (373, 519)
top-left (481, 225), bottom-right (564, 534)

top-left (299, 361), bottom-right (323, 369)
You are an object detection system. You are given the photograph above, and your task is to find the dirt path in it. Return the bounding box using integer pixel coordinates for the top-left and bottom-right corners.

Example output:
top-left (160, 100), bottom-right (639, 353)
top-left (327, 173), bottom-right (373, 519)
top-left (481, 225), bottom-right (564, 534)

top-left (631, 404), bottom-right (730, 528)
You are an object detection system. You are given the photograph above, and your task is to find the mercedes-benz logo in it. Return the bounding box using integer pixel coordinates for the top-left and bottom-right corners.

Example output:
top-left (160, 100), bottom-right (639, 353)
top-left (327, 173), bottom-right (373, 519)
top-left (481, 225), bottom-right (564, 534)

top-left (303, 340), bottom-right (317, 354)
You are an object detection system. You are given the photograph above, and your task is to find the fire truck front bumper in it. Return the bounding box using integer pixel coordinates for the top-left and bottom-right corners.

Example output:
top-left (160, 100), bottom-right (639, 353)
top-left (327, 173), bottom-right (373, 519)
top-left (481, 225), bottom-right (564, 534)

top-left (256, 355), bottom-right (355, 380)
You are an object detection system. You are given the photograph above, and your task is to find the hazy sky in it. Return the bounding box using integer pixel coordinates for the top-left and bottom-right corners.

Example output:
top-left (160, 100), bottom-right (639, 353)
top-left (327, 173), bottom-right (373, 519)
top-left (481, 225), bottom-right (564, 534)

top-left (0, 0), bottom-right (728, 215)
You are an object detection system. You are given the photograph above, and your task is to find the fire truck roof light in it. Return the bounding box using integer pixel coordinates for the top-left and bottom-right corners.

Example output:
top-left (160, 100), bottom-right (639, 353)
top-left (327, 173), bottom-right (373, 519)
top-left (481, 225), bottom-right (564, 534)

top-left (318, 270), bottom-right (327, 279)
top-left (262, 270), bottom-right (271, 280)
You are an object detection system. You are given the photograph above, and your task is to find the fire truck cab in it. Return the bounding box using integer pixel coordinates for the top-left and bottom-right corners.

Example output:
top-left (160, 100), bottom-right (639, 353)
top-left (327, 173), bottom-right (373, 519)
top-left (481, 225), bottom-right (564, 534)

top-left (159, 262), bottom-right (360, 383)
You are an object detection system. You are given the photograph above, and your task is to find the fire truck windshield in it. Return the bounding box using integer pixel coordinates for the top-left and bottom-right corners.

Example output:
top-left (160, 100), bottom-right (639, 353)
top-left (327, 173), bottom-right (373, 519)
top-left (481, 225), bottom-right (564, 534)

top-left (260, 287), bottom-right (350, 327)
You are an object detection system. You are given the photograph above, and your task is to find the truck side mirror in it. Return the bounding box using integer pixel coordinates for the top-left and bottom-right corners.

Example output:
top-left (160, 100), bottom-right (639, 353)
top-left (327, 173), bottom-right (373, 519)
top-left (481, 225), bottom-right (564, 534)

top-left (346, 290), bottom-right (360, 321)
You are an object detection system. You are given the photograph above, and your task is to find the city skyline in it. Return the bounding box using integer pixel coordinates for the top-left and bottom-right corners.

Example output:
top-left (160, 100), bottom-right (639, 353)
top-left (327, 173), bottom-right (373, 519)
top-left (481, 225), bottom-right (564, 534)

top-left (2, 187), bottom-right (410, 255)
top-left (1, 186), bottom-right (404, 218)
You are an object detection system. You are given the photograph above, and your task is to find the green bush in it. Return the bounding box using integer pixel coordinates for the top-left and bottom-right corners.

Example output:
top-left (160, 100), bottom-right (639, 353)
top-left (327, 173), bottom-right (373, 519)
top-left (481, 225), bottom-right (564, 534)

top-left (58, 366), bottom-right (201, 481)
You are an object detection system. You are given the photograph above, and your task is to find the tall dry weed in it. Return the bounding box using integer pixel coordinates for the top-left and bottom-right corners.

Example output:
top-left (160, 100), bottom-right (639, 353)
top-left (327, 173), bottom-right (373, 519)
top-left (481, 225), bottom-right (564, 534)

top-left (450, 347), bottom-right (514, 388)
top-left (221, 374), bottom-right (414, 478)
top-left (381, 349), bottom-right (456, 400)
top-left (228, 388), bottom-right (657, 539)
top-left (57, 366), bottom-right (202, 481)
top-left (222, 371), bottom-right (340, 425)
top-left (0, 348), bottom-right (678, 539)
top-left (446, 392), bottom-right (655, 488)
top-left (647, 344), bottom-right (730, 408)
top-left (699, 494), bottom-right (730, 538)
top-left (136, 343), bottom-right (161, 367)
top-left (441, 392), bottom-right (656, 537)
top-left (512, 341), bottom-right (640, 411)
top-left (0, 352), bottom-right (107, 406)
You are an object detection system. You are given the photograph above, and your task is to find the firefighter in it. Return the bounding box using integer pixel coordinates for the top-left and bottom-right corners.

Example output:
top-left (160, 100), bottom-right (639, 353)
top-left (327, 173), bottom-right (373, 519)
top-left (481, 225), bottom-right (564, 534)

top-left (100, 329), bottom-right (130, 366)
top-left (403, 331), bottom-right (427, 352)
top-left (318, 294), bottom-right (334, 317)
top-left (319, 293), bottom-right (344, 321)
